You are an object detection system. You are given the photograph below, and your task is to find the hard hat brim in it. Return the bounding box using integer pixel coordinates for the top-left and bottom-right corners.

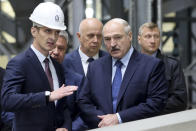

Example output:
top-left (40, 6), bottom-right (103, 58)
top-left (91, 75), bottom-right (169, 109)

top-left (29, 17), bottom-right (67, 30)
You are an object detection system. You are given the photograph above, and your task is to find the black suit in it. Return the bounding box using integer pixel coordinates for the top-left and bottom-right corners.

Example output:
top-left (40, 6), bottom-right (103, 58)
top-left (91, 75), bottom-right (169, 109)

top-left (156, 49), bottom-right (187, 114)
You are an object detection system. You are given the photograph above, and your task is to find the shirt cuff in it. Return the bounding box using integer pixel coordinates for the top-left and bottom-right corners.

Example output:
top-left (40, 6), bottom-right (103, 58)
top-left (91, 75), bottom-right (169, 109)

top-left (116, 113), bottom-right (122, 123)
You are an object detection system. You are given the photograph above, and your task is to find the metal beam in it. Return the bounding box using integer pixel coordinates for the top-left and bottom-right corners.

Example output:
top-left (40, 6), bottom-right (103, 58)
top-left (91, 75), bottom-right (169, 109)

top-left (163, 0), bottom-right (196, 14)
top-left (0, 12), bottom-right (15, 37)
top-left (109, 0), bottom-right (125, 19)
top-left (72, 0), bottom-right (84, 49)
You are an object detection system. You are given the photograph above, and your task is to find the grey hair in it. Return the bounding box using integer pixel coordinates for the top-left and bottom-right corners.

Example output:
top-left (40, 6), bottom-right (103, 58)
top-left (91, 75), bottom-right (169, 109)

top-left (59, 30), bottom-right (69, 44)
top-left (138, 22), bottom-right (159, 36)
top-left (103, 18), bottom-right (131, 35)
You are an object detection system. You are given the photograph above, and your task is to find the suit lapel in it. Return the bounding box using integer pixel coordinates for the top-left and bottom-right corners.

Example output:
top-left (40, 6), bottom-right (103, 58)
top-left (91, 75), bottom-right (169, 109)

top-left (75, 50), bottom-right (85, 75)
top-left (26, 48), bottom-right (51, 91)
top-left (116, 50), bottom-right (140, 107)
top-left (51, 57), bottom-right (63, 86)
top-left (102, 56), bottom-right (113, 112)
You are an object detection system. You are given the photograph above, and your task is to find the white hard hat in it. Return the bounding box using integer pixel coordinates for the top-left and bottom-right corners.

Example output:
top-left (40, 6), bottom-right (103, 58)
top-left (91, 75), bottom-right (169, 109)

top-left (29, 2), bottom-right (66, 30)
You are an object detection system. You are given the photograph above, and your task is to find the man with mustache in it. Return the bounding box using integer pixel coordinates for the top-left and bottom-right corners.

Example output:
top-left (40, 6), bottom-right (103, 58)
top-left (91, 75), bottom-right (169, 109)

top-left (1, 2), bottom-right (77, 131)
top-left (138, 22), bottom-right (187, 114)
top-left (77, 18), bottom-right (168, 129)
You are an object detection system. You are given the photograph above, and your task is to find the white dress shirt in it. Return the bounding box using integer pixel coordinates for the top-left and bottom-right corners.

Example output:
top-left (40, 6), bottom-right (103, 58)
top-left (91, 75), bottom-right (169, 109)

top-left (79, 47), bottom-right (99, 75)
top-left (31, 45), bottom-right (59, 104)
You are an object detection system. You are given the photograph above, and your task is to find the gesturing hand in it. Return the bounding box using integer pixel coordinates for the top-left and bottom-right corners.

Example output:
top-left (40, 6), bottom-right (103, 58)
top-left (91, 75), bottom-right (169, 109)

top-left (49, 84), bottom-right (78, 102)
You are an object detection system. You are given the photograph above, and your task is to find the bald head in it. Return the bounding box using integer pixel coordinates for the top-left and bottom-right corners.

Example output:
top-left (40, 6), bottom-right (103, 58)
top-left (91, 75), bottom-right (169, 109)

top-left (79, 18), bottom-right (103, 34)
top-left (77, 18), bottom-right (103, 57)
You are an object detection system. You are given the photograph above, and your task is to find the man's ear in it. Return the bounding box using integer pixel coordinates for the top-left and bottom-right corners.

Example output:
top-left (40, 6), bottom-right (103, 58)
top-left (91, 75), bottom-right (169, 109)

top-left (76, 32), bottom-right (82, 43)
top-left (128, 32), bottom-right (132, 41)
top-left (31, 27), bottom-right (37, 38)
top-left (138, 35), bottom-right (141, 45)
top-left (76, 32), bottom-right (80, 39)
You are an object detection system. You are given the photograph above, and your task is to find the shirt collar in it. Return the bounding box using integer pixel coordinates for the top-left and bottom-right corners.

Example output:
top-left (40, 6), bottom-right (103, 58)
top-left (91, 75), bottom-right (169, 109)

top-left (112, 46), bottom-right (134, 67)
top-left (79, 46), bottom-right (99, 63)
top-left (31, 44), bottom-right (51, 63)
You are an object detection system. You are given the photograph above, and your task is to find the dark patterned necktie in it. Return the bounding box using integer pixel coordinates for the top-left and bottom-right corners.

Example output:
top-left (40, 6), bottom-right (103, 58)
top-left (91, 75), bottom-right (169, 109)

top-left (112, 60), bottom-right (123, 113)
top-left (87, 57), bottom-right (94, 63)
top-left (44, 58), bottom-right (53, 90)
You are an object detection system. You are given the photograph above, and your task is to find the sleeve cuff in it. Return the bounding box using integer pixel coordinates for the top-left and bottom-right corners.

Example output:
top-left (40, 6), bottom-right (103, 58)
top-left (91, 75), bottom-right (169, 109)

top-left (116, 113), bottom-right (122, 123)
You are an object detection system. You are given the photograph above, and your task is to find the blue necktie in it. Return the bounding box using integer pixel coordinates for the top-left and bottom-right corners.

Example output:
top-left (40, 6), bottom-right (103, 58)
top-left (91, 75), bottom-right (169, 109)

top-left (112, 60), bottom-right (123, 113)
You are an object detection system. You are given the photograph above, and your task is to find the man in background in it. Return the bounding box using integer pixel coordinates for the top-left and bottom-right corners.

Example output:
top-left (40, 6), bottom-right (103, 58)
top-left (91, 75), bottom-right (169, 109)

top-left (50, 31), bottom-right (84, 131)
top-left (63, 18), bottom-right (108, 76)
top-left (138, 22), bottom-right (187, 114)
top-left (62, 18), bottom-right (108, 131)
top-left (50, 30), bottom-right (69, 64)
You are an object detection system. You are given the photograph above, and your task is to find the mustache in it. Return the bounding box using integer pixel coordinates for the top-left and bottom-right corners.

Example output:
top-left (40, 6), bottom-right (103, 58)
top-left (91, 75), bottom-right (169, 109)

top-left (111, 47), bottom-right (120, 52)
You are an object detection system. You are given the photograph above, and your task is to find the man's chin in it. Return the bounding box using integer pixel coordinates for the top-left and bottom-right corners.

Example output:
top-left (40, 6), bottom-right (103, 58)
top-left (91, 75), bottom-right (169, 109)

top-left (111, 54), bottom-right (121, 59)
top-left (90, 49), bottom-right (99, 55)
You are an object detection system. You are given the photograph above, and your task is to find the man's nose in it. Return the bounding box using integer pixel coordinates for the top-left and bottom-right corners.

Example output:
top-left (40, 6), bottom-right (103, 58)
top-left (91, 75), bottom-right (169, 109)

top-left (149, 37), bottom-right (156, 43)
top-left (50, 32), bottom-right (58, 41)
top-left (93, 36), bottom-right (98, 42)
top-left (111, 38), bottom-right (117, 47)
top-left (53, 48), bottom-right (59, 55)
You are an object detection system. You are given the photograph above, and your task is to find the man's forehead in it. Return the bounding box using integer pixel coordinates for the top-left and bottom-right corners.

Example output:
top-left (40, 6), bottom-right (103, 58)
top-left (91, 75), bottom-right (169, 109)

top-left (142, 28), bottom-right (159, 34)
top-left (86, 31), bottom-right (102, 35)
top-left (143, 27), bottom-right (159, 32)
top-left (40, 26), bottom-right (60, 31)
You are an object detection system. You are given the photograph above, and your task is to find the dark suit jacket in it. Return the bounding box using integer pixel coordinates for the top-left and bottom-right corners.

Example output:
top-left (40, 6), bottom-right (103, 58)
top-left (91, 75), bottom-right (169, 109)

top-left (77, 49), bottom-right (168, 129)
top-left (156, 49), bottom-right (187, 114)
top-left (0, 67), bottom-right (8, 130)
top-left (62, 49), bottom-right (108, 131)
top-left (1, 48), bottom-right (71, 131)
top-left (63, 49), bottom-right (108, 76)
top-left (0, 67), bottom-right (5, 118)
top-left (64, 70), bottom-right (88, 131)
top-left (64, 70), bottom-right (83, 118)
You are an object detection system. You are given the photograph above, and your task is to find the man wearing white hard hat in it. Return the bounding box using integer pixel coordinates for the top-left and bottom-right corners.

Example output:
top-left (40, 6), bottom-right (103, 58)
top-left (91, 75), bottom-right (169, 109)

top-left (1, 2), bottom-right (77, 131)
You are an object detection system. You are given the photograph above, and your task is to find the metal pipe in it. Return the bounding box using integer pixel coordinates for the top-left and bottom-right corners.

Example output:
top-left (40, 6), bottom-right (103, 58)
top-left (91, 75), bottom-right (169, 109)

top-left (157, 0), bottom-right (162, 49)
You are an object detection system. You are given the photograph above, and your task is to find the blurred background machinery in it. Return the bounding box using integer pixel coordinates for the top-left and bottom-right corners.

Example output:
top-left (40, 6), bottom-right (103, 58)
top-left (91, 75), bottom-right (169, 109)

top-left (0, 0), bottom-right (196, 108)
